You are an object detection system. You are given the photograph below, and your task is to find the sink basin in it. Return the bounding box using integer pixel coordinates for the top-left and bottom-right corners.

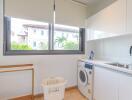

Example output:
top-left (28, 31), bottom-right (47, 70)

top-left (105, 62), bottom-right (129, 69)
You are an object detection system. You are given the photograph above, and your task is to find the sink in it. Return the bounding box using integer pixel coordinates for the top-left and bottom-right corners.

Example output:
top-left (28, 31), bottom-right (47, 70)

top-left (105, 62), bottom-right (129, 69)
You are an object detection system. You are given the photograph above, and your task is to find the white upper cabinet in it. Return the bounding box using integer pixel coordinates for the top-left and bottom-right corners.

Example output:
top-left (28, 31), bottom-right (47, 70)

top-left (88, 0), bottom-right (126, 33)
top-left (126, 0), bottom-right (132, 33)
top-left (86, 0), bottom-right (127, 40)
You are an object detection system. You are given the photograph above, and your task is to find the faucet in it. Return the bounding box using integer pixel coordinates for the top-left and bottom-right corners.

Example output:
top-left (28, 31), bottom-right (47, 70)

top-left (130, 46), bottom-right (132, 56)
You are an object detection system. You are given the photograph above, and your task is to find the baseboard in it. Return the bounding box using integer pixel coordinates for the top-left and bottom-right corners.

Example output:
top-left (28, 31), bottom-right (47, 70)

top-left (65, 85), bottom-right (77, 91)
top-left (10, 86), bottom-right (77, 100)
top-left (9, 94), bottom-right (32, 100)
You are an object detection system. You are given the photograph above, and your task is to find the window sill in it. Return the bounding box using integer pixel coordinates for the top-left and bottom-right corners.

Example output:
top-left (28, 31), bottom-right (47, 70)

top-left (3, 50), bottom-right (85, 56)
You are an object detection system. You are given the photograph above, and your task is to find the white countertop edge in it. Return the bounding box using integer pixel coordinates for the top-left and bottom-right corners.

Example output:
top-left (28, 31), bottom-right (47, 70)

top-left (79, 59), bottom-right (132, 75)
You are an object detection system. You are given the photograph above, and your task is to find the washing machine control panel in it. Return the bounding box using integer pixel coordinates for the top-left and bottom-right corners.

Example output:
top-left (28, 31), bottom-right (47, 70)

top-left (85, 63), bottom-right (93, 69)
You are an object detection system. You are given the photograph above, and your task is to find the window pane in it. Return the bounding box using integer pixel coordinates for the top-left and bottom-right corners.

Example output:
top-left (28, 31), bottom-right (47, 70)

top-left (54, 24), bottom-right (80, 50)
top-left (10, 18), bottom-right (49, 50)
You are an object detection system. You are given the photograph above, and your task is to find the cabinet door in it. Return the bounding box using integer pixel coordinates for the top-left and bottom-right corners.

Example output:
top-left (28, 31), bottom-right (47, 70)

top-left (118, 73), bottom-right (132, 100)
top-left (93, 67), bottom-right (118, 100)
top-left (86, 0), bottom-right (126, 41)
top-left (127, 0), bottom-right (132, 33)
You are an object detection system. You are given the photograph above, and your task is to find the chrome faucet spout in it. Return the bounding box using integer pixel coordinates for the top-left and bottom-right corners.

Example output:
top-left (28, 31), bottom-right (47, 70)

top-left (130, 46), bottom-right (132, 56)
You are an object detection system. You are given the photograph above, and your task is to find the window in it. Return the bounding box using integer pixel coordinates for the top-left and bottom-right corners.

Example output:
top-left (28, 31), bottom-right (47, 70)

top-left (54, 24), bottom-right (80, 50)
top-left (7, 17), bottom-right (49, 51)
top-left (41, 30), bottom-right (44, 36)
top-left (4, 17), bottom-right (85, 55)
top-left (33, 42), bottom-right (36, 47)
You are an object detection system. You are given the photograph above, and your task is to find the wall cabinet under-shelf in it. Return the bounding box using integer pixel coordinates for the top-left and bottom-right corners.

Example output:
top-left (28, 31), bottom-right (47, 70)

top-left (86, 29), bottom-right (118, 41)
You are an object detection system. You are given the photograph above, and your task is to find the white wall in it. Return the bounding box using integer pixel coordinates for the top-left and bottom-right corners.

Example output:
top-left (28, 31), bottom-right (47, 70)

top-left (86, 34), bottom-right (132, 64)
top-left (88, 0), bottom-right (116, 16)
top-left (0, 0), bottom-right (84, 99)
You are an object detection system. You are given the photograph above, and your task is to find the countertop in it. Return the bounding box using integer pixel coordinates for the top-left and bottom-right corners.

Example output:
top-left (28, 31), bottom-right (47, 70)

top-left (79, 59), bottom-right (132, 75)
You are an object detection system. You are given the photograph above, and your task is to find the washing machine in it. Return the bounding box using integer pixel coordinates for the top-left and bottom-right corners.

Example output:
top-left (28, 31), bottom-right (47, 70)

top-left (78, 60), bottom-right (94, 100)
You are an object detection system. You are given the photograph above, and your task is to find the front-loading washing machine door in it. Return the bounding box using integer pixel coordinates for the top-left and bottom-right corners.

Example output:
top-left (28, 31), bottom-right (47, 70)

top-left (78, 68), bottom-right (88, 86)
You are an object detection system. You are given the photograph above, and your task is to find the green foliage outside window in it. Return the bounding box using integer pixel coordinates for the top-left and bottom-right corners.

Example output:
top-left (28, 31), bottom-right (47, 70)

top-left (55, 36), bottom-right (67, 47)
top-left (64, 41), bottom-right (79, 50)
top-left (11, 42), bottom-right (32, 50)
top-left (55, 36), bottom-right (79, 50)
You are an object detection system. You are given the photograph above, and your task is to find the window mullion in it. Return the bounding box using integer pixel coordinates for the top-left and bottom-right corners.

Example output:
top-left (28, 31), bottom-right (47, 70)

top-left (49, 24), bottom-right (55, 51)
top-left (48, 24), bottom-right (51, 50)
top-left (49, 0), bottom-right (55, 51)
top-left (52, 0), bottom-right (56, 51)
top-left (52, 24), bottom-right (54, 50)
top-left (49, 24), bottom-right (53, 50)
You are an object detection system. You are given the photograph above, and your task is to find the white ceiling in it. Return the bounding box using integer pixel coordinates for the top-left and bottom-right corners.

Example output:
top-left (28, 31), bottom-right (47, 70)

top-left (78, 0), bottom-right (99, 4)
top-left (72, 0), bottom-right (116, 6)
top-left (72, 0), bottom-right (103, 5)
top-left (71, 0), bottom-right (116, 15)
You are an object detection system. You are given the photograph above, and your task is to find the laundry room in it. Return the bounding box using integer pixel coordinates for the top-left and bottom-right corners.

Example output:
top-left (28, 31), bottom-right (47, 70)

top-left (0, 0), bottom-right (132, 100)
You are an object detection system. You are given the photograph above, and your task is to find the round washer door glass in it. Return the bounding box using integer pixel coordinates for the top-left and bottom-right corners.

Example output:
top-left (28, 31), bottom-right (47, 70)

top-left (79, 69), bottom-right (88, 86)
